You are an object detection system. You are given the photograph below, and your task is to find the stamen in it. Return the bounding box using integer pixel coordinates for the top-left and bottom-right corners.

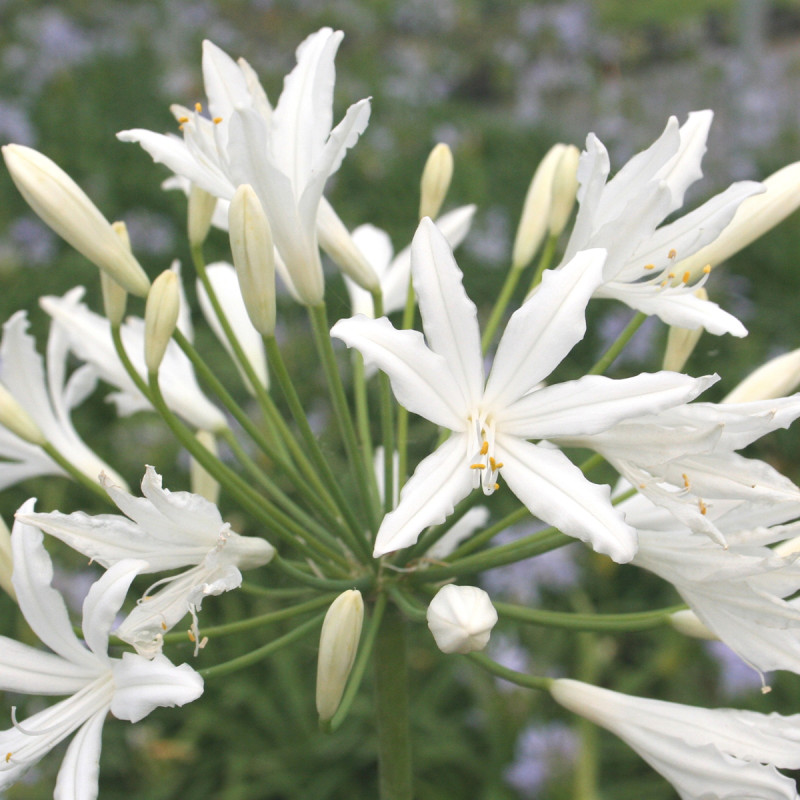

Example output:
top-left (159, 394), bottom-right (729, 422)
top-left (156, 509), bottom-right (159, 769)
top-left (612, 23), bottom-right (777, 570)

top-left (703, 264), bottom-right (712, 274)
top-left (11, 706), bottom-right (63, 736)
top-left (698, 499), bottom-right (707, 515)
top-left (480, 441), bottom-right (489, 456)
top-left (212, 116), bottom-right (223, 124)
top-left (177, 116), bottom-right (189, 124)
top-left (470, 464), bottom-right (485, 470)
top-left (643, 264), bottom-right (655, 270)
top-left (194, 102), bottom-right (203, 112)
top-left (4, 753), bottom-right (10, 763)
top-left (493, 483), bottom-right (500, 491)
top-left (681, 271), bottom-right (690, 284)
top-left (667, 271), bottom-right (676, 279)
top-left (682, 473), bottom-right (690, 489)
top-left (668, 248), bottom-right (677, 260)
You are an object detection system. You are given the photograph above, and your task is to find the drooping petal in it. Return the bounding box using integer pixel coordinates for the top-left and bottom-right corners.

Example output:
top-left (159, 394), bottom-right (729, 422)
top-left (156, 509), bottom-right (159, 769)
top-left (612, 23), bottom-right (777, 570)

top-left (497, 372), bottom-right (715, 439)
top-left (484, 248), bottom-right (606, 408)
top-left (331, 315), bottom-right (467, 430)
top-left (53, 708), bottom-right (106, 800)
top-left (410, 218), bottom-right (484, 409)
top-left (496, 434), bottom-right (637, 563)
top-left (110, 652), bottom-right (203, 723)
top-left (374, 434), bottom-right (473, 556)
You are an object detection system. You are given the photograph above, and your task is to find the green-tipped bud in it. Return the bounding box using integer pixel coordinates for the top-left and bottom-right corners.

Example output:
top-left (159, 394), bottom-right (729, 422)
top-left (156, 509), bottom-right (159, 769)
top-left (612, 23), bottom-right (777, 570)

top-left (662, 288), bottom-right (706, 372)
top-left (316, 589), bottom-right (364, 723)
top-left (511, 143), bottom-right (567, 270)
top-left (0, 383), bottom-right (46, 446)
top-left (676, 161), bottom-right (800, 280)
top-left (188, 184), bottom-right (217, 247)
top-left (419, 143), bottom-right (454, 221)
top-left (144, 270), bottom-right (180, 373)
top-left (229, 185), bottom-right (277, 336)
top-left (0, 515), bottom-right (14, 602)
top-left (1, 144), bottom-right (151, 297)
top-left (669, 609), bottom-right (717, 640)
top-left (723, 347), bottom-right (800, 403)
top-left (190, 430), bottom-right (220, 504)
top-left (317, 198), bottom-right (380, 293)
top-left (548, 144), bottom-right (580, 237)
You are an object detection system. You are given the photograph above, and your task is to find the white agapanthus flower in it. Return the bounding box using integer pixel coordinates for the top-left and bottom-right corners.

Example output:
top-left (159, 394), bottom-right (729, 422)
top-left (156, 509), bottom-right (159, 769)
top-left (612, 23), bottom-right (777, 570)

top-left (19, 466), bottom-right (275, 657)
top-left (345, 205), bottom-right (477, 318)
top-left (118, 28), bottom-right (371, 305)
top-left (333, 218), bottom-right (715, 560)
top-left (427, 584), bottom-right (498, 654)
top-left (0, 310), bottom-right (126, 490)
top-left (621, 491), bottom-right (800, 676)
top-left (196, 261), bottom-right (268, 392)
top-left (39, 286), bottom-right (227, 432)
top-left (559, 110), bottom-right (763, 335)
top-left (550, 678), bottom-right (800, 800)
top-left (0, 507), bottom-right (203, 797)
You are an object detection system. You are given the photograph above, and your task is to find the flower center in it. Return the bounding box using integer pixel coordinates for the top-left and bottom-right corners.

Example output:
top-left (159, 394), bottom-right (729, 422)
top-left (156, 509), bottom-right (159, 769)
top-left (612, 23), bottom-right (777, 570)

top-left (468, 415), bottom-right (502, 495)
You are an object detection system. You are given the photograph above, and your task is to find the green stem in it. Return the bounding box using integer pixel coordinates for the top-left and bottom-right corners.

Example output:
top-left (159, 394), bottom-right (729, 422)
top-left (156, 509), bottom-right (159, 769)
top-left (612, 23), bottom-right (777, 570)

top-left (467, 652), bottom-right (553, 692)
top-left (326, 591), bottom-right (388, 732)
top-left (271, 554), bottom-right (374, 593)
top-left (588, 312), bottom-right (647, 375)
top-left (447, 506), bottom-right (531, 560)
top-left (525, 233), bottom-right (559, 296)
top-left (41, 442), bottom-right (114, 503)
top-left (374, 603), bottom-right (413, 800)
top-left (481, 265), bottom-right (523, 354)
top-left (198, 614), bottom-right (324, 680)
top-left (494, 601), bottom-right (684, 632)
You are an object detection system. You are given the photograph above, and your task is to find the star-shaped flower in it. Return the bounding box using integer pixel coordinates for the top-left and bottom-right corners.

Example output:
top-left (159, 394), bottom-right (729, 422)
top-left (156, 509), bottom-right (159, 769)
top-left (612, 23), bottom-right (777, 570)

top-left (332, 218), bottom-right (714, 560)
top-left (0, 506), bottom-right (203, 797)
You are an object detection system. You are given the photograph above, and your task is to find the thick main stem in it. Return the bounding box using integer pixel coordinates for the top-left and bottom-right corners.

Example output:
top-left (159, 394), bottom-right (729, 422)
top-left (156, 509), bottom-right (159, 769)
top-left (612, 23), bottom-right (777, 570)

top-left (373, 604), bottom-right (413, 800)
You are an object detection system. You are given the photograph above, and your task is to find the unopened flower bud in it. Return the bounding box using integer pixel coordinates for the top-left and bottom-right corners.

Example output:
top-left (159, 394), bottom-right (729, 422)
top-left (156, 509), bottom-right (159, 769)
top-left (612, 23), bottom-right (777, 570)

top-left (229, 185), bottom-right (277, 335)
top-left (317, 199), bottom-right (380, 293)
top-left (316, 589), bottom-right (364, 722)
top-left (190, 430), bottom-right (220, 504)
top-left (427, 584), bottom-right (497, 654)
top-left (662, 288), bottom-right (706, 372)
top-left (2, 144), bottom-right (151, 296)
top-left (188, 184), bottom-right (217, 247)
top-left (0, 383), bottom-right (46, 445)
top-left (675, 161), bottom-right (800, 280)
top-left (100, 222), bottom-right (131, 326)
top-left (419, 143), bottom-right (454, 221)
top-left (0, 515), bottom-right (14, 601)
top-left (722, 348), bottom-right (800, 403)
top-left (144, 270), bottom-right (180, 373)
top-left (669, 609), bottom-right (717, 640)
top-left (511, 144), bottom-right (567, 270)
top-left (548, 144), bottom-right (579, 237)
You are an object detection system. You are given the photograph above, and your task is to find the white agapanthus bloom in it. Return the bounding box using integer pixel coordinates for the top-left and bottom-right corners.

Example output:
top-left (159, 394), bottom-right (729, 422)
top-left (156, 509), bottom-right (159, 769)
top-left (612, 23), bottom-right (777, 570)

top-left (0, 507), bottom-right (203, 797)
top-left (0, 310), bottom-right (126, 490)
top-left (559, 110), bottom-right (763, 335)
top-left (550, 678), bottom-right (800, 800)
top-left (196, 261), bottom-right (268, 392)
top-left (345, 205), bottom-right (477, 318)
top-left (332, 218), bottom-right (716, 560)
top-left (19, 466), bottom-right (275, 657)
top-left (427, 584), bottom-right (498, 654)
top-left (621, 491), bottom-right (800, 676)
top-left (39, 287), bottom-right (227, 432)
top-left (555, 394), bottom-right (800, 545)
top-left (118, 28), bottom-right (371, 305)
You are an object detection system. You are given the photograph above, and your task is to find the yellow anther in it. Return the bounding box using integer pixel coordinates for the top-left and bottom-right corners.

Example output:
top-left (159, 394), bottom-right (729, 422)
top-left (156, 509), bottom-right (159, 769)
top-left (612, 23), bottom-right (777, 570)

top-left (643, 263), bottom-right (655, 270)
top-left (470, 463), bottom-right (485, 470)
top-left (213, 116), bottom-right (223, 124)
top-left (668, 248), bottom-right (677, 260)
top-left (187, 629), bottom-right (196, 643)
top-left (698, 499), bottom-right (708, 515)
top-left (177, 116), bottom-right (189, 124)
top-left (495, 461), bottom-right (504, 470)
top-left (161, 621), bottom-right (168, 631)
top-left (493, 483), bottom-right (500, 491)
top-left (489, 456), bottom-right (498, 470)
top-left (639, 483), bottom-right (647, 489)
top-left (660, 280), bottom-right (668, 288)
top-left (682, 473), bottom-right (690, 489)
top-left (667, 271), bottom-right (676, 279)
top-left (5, 753), bottom-right (11, 763)
top-left (681, 271), bottom-right (690, 284)
top-left (480, 441), bottom-right (489, 456)
top-left (703, 264), bottom-right (712, 274)
top-left (178, 125), bottom-right (185, 132)
top-left (194, 102), bottom-right (203, 112)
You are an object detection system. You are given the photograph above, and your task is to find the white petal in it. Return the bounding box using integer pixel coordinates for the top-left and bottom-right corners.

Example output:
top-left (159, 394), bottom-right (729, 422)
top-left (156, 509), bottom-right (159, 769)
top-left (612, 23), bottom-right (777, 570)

top-left (484, 248), bottom-right (606, 408)
top-left (53, 708), bottom-right (106, 800)
top-left (202, 40), bottom-right (253, 122)
top-left (0, 636), bottom-right (97, 695)
top-left (410, 218), bottom-right (484, 410)
top-left (374, 434), bottom-right (473, 556)
top-left (497, 372), bottom-right (715, 439)
top-left (496, 434), bottom-right (637, 563)
top-left (331, 315), bottom-right (467, 430)
top-left (110, 652), bottom-right (203, 723)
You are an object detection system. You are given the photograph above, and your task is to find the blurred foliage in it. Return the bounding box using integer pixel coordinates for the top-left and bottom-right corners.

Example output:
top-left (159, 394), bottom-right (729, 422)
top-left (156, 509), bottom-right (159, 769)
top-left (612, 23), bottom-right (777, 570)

top-left (1, 0), bottom-right (800, 797)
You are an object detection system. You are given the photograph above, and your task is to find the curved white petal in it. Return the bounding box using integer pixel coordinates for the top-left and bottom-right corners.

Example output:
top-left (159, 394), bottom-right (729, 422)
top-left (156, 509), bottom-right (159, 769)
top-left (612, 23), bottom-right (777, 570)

top-left (0, 636), bottom-right (98, 695)
top-left (484, 248), bottom-right (606, 408)
top-left (332, 315), bottom-right (467, 430)
top-left (201, 40), bottom-right (253, 123)
top-left (374, 434), bottom-right (473, 557)
top-left (110, 652), bottom-right (203, 723)
top-left (496, 434), bottom-right (636, 563)
top-left (497, 372), bottom-right (715, 439)
top-left (410, 218), bottom-right (484, 410)
top-left (53, 708), bottom-right (106, 800)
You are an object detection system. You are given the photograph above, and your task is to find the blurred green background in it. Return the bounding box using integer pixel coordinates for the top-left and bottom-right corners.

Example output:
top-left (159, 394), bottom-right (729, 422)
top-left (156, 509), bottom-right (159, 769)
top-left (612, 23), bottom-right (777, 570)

top-left (1, 0), bottom-right (800, 797)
